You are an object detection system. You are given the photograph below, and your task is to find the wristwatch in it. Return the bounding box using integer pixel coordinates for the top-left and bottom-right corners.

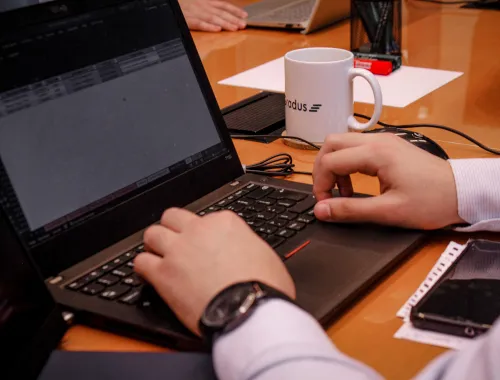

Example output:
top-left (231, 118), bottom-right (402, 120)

top-left (198, 281), bottom-right (295, 347)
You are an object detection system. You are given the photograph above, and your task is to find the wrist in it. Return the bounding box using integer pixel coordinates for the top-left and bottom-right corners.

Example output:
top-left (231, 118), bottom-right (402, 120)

top-left (198, 281), bottom-right (296, 347)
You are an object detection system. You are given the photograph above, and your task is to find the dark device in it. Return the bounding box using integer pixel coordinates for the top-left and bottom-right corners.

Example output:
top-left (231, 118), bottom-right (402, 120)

top-left (351, 0), bottom-right (402, 71)
top-left (0, 0), bottom-right (424, 350)
top-left (410, 240), bottom-right (500, 339)
top-left (364, 127), bottom-right (449, 159)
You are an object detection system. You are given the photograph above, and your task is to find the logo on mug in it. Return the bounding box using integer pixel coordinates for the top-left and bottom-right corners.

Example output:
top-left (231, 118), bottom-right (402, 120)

top-left (285, 98), bottom-right (322, 113)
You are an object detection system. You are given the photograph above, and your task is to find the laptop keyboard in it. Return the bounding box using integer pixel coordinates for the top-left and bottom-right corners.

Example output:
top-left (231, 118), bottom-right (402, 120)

top-left (65, 184), bottom-right (316, 305)
top-left (248, 0), bottom-right (315, 23)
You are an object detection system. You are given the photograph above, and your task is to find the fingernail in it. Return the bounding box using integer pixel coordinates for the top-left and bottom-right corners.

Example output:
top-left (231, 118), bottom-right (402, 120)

top-left (315, 203), bottom-right (331, 219)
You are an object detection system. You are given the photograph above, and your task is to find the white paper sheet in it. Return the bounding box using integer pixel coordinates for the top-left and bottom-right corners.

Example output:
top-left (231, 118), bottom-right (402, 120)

top-left (218, 57), bottom-right (463, 108)
top-left (394, 322), bottom-right (472, 350)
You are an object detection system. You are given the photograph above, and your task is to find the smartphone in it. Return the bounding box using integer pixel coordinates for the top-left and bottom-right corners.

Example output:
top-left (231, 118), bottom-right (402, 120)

top-left (410, 240), bottom-right (500, 339)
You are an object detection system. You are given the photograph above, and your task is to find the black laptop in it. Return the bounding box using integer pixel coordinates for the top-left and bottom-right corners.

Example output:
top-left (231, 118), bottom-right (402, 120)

top-left (0, 205), bottom-right (215, 380)
top-left (0, 0), bottom-right (424, 350)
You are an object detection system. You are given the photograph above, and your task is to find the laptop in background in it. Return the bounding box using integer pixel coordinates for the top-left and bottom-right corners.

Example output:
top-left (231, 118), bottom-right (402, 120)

top-left (0, 0), bottom-right (424, 351)
top-left (245, 0), bottom-right (351, 34)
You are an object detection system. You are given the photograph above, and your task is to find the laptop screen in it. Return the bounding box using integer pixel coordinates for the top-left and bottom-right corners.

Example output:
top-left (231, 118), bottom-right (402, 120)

top-left (0, 0), bottom-right (229, 249)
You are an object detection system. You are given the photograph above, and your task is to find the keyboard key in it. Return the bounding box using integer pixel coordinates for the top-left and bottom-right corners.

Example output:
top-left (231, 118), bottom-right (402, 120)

top-left (246, 186), bottom-right (274, 200)
top-left (100, 285), bottom-right (130, 300)
top-left (277, 199), bottom-right (296, 208)
top-left (127, 260), bottom-right (135, 268)
top-left (287, 221), bottom-right (306, 231)
top-left (100, 263), bottom-right (116, 273)
top-left (234, 189), bottom-right (249, 197)
top-left (247, 219), bottom-right (265, 227)
top-left (112, 267), bottom-right (134, 278)
top-left (288, 196), bottom-right (316, 214)
top-left (81, 283), bottom-right (105, 295)
top-left (278, 211), bottom-right (298, 221)
top-left (265, 235), bottom-right (286, 249)
top-left (236, 198), bottom-right (254, 207)
top-left (276, 229), bottom-right (296, 238)
top-left (122, 274), bottom-right (143, 287)
top-left (216, 197), bottom-right (233, 207)
top-left (257, 225), bottom-right (278, 235)
top-left (267, 205), bottom-right (286, 214)
top-left (306, 209), bottom-right (315, 216)
top-left (226, 194), bottom-right (241, 203)
top-left (247, 203), bottom-right (266, 212)
top-left (237, 210), bottom-right (255, 220)
top-left (256, 198), bottom-right (276, 206)
top-left (134, 244), bottom-right (145, 253)
top-left (267, 219), bottom-right (287, 227)
top-left (122, 251), bottom-right (137, 260)
top-left (67, 279), bottom-right (88, 291)
top-left (269, 189), bottom-right (308, 201)
top-left (245, 183), bottom-right (258, 190)
top-left (98, 274), bottom-right (120, 286)
top-left (257, 231), bottom-right (268, 239)
top-left (255, 211), bottom-right (275, 221)
top-left (119, 289), bottom-right (142, 305)
top-left (227, 203), bottom-right (245, 213)
top-left (297, 214), bottom-right (315, 224)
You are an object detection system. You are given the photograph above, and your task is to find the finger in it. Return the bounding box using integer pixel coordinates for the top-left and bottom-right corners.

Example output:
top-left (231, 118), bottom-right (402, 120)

top-left (336, 175), bottom-right (353, 197)
top-left (160, 207), bottom-right (199, 232)
top-left (215, 9), bottom-right (247, 29)
top-left (313, 145), bottom-right (380, 201)
top-left (211, 0), bottom-right (248, 18)
top-left (134, 252), bottom-right (163, 285)
top-left (143, 224), bottom-right (177, 256)
top-left (186, 17), bottom-right (222, 32)
top-left (314, 194), bottom-right (400, 224)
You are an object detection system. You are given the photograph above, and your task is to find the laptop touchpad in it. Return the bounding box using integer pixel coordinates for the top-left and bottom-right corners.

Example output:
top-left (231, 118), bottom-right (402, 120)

top-left (285, 240), bottom-right (374, 317)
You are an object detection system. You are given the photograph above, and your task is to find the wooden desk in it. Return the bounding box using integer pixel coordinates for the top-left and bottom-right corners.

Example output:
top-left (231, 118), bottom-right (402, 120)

top-left (62, 2), bottom-right (500, 379)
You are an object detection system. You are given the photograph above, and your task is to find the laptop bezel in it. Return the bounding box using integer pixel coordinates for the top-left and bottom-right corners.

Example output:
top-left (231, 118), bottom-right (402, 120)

top-left (0, 206), bottom-right (68, 380)
top-left (0, 0), bottom-right (244, 278)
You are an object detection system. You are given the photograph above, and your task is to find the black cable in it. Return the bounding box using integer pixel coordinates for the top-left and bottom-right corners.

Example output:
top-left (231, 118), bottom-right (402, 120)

top-left (231, 134), bottom-right (321, 150)
top-left (243, 153), bottom-right (313, 177)
top-left (354, 113), bottom-right (500, 155)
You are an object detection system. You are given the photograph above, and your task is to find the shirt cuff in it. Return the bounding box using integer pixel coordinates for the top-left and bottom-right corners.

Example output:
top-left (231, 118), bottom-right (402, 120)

top-left (448, 159), bottom-right (500, 231)
top-left (212, 299), bottom-right (382, 380)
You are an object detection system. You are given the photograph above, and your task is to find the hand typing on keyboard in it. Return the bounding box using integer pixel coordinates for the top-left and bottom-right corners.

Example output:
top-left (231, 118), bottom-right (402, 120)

top-left (312, 133), bottom-right (464, 230)
top-left (134, 207), bottom-right (295, 335)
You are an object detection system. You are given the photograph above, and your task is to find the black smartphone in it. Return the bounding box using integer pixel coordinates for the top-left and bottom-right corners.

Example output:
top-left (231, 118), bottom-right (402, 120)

top-left (410, 239), bottom-right (500, 339)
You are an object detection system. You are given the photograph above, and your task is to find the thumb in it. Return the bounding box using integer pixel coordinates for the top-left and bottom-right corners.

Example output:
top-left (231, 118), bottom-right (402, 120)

top-left (134, 252), bottom-right (163, 287)
top-left (314, 195), bottom-right (399, 225)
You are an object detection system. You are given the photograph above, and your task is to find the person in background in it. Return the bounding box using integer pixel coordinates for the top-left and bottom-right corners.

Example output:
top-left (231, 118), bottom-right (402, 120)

top-left (179, 0), bottom-right (248, 32)
top-left (0, 0), bottom-right (248, 33)
top-left (135, 132), bottom-right (500, 380)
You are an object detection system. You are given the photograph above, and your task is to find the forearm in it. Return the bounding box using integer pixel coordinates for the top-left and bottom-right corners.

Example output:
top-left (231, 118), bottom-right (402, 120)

top-left (449, 158), bottom-right (500, 231)
top-left (213, 299), bottom-right (382, 380)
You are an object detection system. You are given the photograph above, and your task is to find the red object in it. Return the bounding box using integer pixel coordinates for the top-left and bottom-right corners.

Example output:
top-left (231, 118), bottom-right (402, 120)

top-left (354, 58), bottom-right (393, 75)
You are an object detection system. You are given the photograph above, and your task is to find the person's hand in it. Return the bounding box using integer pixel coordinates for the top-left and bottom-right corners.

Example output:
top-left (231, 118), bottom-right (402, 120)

top-left (312, 133), bottom-right (465, 230)
top-left (179, 0), bottom-right (248, 32)
top-left (134, 208), bottom-right (295, 335)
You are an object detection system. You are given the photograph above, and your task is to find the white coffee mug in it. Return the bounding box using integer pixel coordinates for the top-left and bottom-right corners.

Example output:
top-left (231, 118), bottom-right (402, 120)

top-left (284, 47), bottom-right (383, 143)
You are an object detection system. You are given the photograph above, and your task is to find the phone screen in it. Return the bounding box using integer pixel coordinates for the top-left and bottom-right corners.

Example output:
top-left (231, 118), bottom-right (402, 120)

top-left (416, 279), bottom-right (500, 326)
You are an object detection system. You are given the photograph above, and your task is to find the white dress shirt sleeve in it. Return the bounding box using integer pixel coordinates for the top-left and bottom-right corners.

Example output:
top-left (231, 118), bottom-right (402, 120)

top-left (448, 158), bottom-right (500, 232)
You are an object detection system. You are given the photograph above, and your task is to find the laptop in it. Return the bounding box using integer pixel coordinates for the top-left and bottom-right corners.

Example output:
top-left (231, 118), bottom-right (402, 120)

top-left (0, 0), bottom-right (424, 350)
top-left (244, 0), bottom-right (351, 34)
top-left (0, 205), bottom-right (216, 380)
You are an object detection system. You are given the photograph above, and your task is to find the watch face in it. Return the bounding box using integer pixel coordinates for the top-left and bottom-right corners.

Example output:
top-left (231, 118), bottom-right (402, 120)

top-left (203, 283), bottom-right (255, 327)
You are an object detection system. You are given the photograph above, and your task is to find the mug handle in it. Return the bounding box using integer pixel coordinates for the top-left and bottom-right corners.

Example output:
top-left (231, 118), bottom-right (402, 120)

top-left (347, 68), bottom-right (383, 131)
